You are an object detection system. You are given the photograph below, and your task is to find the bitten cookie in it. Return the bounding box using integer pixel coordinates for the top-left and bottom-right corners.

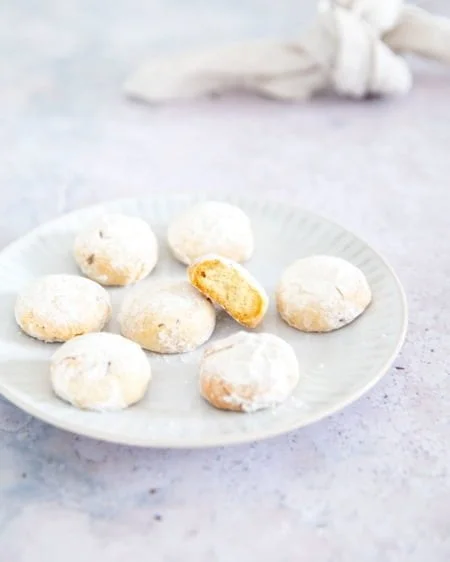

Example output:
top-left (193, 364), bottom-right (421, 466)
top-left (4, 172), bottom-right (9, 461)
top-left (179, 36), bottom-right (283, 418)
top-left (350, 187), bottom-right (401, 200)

top-left (188, 254), bottom-right (268, 328)
top-left (168, 201), bottom-right (254, 265)
top-left (51, 332), bottom-right (151, 411)
top-left (199, 331), bottom-right (299, 412)
top-left (15, 274), bottom-right (111, 342)
top-left (74, 213), bottom-right (158, 286)
top-left (277, 255), bottom-right (372, 332)
top-left (119, 279), bottom-right (216, 353)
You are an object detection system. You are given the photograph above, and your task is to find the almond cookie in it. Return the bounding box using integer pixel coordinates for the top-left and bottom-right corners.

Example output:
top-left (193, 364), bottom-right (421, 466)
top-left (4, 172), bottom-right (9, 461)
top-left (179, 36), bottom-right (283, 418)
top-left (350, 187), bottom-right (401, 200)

top-left (119, 279), bottom-right (216, 353)
top-left (74, 213), bottom-right (158, 286)
top-left (188, 254), bottom-right (268, 328)
top-left (15, 274), bottom-right (111, 342)
top-left (277, 255), bottom-right (372, 332)
top-left (51, 332), bottom-right (151, 411)
top-left (168, 201), bottom-right (253, 265)
top-left (199, 331), bottom-right (299, 412)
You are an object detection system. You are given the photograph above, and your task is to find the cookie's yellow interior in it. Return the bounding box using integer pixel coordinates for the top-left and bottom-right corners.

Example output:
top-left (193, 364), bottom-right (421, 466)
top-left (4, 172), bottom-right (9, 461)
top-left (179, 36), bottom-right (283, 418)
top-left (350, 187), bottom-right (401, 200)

top-left (189, 259), bottom-right (264, 328)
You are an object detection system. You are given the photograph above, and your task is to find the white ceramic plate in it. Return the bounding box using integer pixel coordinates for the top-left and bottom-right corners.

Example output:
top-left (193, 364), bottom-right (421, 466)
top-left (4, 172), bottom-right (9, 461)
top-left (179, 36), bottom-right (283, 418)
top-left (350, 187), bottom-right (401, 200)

top-left (0, 195), bottom-right (407, 448)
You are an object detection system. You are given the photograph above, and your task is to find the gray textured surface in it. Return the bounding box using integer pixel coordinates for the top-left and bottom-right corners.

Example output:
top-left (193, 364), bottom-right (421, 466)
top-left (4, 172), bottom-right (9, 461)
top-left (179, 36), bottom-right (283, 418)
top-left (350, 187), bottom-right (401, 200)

top-left (1, 1), bottom-right (449, 561)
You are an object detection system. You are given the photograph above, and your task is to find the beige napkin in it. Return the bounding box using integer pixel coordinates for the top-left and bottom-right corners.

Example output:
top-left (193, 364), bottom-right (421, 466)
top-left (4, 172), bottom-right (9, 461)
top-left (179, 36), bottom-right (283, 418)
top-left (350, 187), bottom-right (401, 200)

top-left (125, 1), bottom-right (450, 102)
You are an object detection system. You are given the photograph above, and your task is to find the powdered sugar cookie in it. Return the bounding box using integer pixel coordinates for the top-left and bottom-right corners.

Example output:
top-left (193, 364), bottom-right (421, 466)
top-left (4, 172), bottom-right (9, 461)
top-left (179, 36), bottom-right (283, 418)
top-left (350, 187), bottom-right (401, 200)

top-left (188, 254), bottom-right (268, 328)
top-left (51, 332), bottom-right (151, 411)
top-left (74, 214), bottom-right (158, 286)
top-left (15, 274), bottom-right (111, 342)
top-left (168, 201), bottom-right (253, 265)
top-left (200, 331), bottom-right (299, 412)
top-left (277, 255), bottom-right (372, 332)
top-left (119, 279), bottom-right (216, 353)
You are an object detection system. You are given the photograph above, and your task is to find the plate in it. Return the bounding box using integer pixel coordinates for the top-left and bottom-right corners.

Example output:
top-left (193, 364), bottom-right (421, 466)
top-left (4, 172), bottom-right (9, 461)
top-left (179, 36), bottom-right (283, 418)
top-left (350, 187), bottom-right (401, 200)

top-left (0, 195), bottom-right (407, 447)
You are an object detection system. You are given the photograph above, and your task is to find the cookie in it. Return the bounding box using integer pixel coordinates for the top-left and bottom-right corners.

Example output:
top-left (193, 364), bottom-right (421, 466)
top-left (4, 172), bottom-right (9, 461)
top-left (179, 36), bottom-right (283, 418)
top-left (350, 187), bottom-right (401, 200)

top-left (168, 201), bottom-right (253, 265)
top-left (199, 331), bottom-right (299, 412)
top-left (188, 254), bottom-right (268, 328)
top-left (74, 213), bottom-right (158, 286)
top-left (119, 279), bottom-right (216, 353)
top-left (277, 255), bottom-right (372, 332)
top-left (15, 274), bottom-right (111, 342)
top-left (51, 332), bottom-right (151, 411)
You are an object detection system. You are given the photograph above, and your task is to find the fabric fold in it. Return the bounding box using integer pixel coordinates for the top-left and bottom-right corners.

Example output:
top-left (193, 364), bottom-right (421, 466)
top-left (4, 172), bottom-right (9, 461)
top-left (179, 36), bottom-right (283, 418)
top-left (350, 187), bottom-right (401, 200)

top-left (125, 0), bottom-right (450, 103)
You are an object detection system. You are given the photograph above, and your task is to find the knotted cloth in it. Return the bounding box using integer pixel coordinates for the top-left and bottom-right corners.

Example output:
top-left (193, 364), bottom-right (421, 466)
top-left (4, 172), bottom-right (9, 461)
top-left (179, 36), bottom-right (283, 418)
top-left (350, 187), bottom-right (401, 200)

top-left (125, 1), bottom-right (450, 102)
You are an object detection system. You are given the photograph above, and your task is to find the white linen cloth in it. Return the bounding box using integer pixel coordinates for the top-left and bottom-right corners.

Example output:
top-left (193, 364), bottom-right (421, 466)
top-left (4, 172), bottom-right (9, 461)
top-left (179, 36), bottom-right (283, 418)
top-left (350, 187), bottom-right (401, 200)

top-left (125, 1), bottom-right (450, 102)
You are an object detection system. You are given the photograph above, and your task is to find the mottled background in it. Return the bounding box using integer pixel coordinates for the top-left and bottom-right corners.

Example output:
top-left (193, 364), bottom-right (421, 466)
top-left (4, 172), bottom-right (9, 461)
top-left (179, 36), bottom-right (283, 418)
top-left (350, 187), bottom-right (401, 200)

top-left (1, 1), bottom-right (449, 561)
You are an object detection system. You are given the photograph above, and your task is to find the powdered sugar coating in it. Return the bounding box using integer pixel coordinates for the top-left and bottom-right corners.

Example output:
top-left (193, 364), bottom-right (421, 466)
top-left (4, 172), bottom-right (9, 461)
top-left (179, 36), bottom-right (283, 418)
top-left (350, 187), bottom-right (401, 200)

top-left (74, 213), bottom-right (158, 286)
top-left (277, 255), bottom-right (372, 332)
top-left (200, 331), bottom-right (299, 412)
top-left (51, 332), bottom-right (151, 411)
top-left (168, 201), bottom-right (254, 265)
top-left (119, 279), bottom-right (216, 354)
top-left (15, 274), bottom-right (111, 342)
